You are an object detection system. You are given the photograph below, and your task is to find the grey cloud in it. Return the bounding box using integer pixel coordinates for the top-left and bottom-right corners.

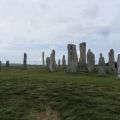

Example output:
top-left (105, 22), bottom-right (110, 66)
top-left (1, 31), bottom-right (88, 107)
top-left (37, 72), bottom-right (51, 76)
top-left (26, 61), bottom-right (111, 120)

top-left (110, 17), bottom-right (120, 33)
top-left (96, 26), bottom-right (111, 36)
top-left (54, 17), bottom-right (75, 24)
top-left (39, 3), bottom-right (49, 9)
top-left (82, 5), bottom-right (99, 19)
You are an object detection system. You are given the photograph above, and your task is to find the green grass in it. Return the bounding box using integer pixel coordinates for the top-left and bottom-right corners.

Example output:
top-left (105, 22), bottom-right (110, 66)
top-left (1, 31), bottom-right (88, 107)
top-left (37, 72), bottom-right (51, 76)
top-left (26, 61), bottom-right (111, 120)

top-left (0, 67), bottom-right (120, 120)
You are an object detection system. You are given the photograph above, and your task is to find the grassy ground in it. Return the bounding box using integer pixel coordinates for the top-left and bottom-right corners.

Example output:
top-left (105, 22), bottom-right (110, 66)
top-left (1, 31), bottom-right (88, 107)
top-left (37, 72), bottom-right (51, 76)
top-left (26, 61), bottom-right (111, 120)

top-left (0, 67), bottom-right (120, 120)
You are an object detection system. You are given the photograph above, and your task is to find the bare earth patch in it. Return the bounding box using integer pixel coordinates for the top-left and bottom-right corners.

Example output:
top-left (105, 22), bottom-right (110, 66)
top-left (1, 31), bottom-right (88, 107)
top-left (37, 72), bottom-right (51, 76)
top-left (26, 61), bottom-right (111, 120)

top-left (28, 107), bottom-right (59, 120)
top-left (40, 107), bottom-right (59, 120)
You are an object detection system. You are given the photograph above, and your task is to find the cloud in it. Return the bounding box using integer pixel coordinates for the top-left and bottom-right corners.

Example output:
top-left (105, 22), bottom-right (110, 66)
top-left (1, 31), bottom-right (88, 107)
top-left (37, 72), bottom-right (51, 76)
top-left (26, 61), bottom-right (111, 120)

top-left (81, 5), bottom-right (99, 19)
top-left (110, 17), bottom-right (120, 33)
top-left (0, 0), bottom-right (120, 64)
top-left (96, 26), bottom-right (111, 36)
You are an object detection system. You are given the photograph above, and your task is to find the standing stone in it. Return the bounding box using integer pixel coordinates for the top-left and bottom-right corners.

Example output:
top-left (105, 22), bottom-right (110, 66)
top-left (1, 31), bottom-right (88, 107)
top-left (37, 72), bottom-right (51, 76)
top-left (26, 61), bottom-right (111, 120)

top-left (42, 51), bottom-right (45, 68)
top-left (6, 60), bottom-right (9, 70)
top-left (87, 49), bottom-right (95, 72)
top-left (66, 44), bottom-right (78, 73)
top-left (76, 50), bottom-right (78, 61)
top-left (23, 53), bottom-right (27, 70)
top-left (57, 59), bottom-right (60, 69)
top-left (62, 55), bottom-right (66, 70)
top-left (0, 61), bottom-right (1, 70)
top-left (46, 57), bottom-right (50, 70)
top-left (79, 42), bottom-right (87, 68)
top-left (117, 54), bottom-right (120, 79)
top-left (98, 53), bottom-right (106, 75)
top-left (108, 49), bottom-right (116, 73)
top-left (49, 50), bottom-right (56, 72)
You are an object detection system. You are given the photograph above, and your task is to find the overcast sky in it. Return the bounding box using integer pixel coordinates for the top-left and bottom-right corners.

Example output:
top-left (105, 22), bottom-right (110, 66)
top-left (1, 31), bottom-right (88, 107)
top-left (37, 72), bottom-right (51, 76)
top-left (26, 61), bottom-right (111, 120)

top-left (0, 0), bottom-right (120, 64)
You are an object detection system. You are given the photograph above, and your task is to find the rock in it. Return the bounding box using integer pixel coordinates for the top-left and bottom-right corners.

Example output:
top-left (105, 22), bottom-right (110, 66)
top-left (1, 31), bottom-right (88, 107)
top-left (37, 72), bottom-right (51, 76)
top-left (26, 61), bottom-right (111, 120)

top-left (79, 42), bottom-right (87, 68)
top-left (46, 57), bottom-right (50, 70)
top-left (76, 50), bottom-right (78, 61)
top-left (98, 53), bottom-right (106, 75)
top-left (57, 59), bottom-right (60, 69)
top-left (108, 49), bottom-right (116, 73)
top-left (106, 61), bottom-right (118, 69)
top-left (62, 55), bottom-right (66, 70)
top-left (49, 50), bottom-right (57, 72)
top-left (6, 60), bottom-right (9, 70)
top-left (87, 49), bottom-right (95, 72)
top-left (66, 44), bottom-right (78, 73)
top-left (42, 51), bottom-right (45, 68)
top-left (23, 53), bottom-right (27, 70)
top-left (117, 54), bottom-right (120, 79)
top-left (115, 61), bottom-right (118, 69)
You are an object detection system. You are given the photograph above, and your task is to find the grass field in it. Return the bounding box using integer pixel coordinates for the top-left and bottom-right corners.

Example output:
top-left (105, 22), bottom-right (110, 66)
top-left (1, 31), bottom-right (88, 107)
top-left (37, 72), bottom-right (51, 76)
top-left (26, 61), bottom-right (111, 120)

top-left (0, 67), bottom-right (120, 120)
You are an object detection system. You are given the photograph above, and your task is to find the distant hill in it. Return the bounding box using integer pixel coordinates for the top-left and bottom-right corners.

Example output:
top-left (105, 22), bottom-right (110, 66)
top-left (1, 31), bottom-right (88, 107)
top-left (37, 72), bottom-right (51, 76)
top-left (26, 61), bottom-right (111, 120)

top-left (1, 63), bottom-right (22, 66)
top-left (1, 63), bottom-right (40, 66)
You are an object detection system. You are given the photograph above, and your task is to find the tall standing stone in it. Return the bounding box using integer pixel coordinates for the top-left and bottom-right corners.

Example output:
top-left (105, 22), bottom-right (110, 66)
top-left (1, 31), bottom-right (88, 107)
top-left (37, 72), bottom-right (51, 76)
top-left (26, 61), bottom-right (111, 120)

top-left (46, 57), bottom-right (50, 70)
top-left (98, 53), bottom-right (106, 75)
top-left (42, 51), bottom-right (45, 67)
top-left (117, 54), bottom-right (120, 79)
top-left (6, 60), bottom-right (9, 70)
top-left (76, 50), bottom-right (78, 61)
top-left (79, 42), bottom-right (86, 68)
top-left (87, 49), bottom-right (95, 72)
top-left (108, 49), bottom-right (116, 73)
top-left (62, 55), bottom-right (66, 70)
top-left (58, 59), bottom-right (60, 69)
top-left (23, 53), bottom-right (27, 70)
top-left (49, 50), bottom-right (56, 72)
top-left (66, 44), bottom-right (78, 73)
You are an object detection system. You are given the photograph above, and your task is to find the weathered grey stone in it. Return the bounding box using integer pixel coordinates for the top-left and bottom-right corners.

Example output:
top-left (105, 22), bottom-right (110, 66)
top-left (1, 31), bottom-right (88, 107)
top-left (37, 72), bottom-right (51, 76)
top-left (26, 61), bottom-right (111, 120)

top-left (6, 60), bottom-right (9, 70)
top-left (117, 54), bottom-right (120, 79)
top-left (23, 53), bottom-right (27, 70)
top-left (98, 53), bottom-right (106, 75)
top-left (49, 50), bottom-right (57, 72)
top-left (108, 49), bottom-right (116, 73)
top-left (46, 57), bottom-right (50, 70)
top-left (87, 49), bottom-right (95, 72)
top-left (66, 44), bottom-right (78, 73)
top-left (42, 51), bottom-right (45, 68)
top-left (57, 59), bottom-right (60, 69)
top-left (79, 42), bottom-right (87, 68)
top-left (76, 50), bottom-right (78, 61)
top-left (62, 55), bottom-right (66, 70)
